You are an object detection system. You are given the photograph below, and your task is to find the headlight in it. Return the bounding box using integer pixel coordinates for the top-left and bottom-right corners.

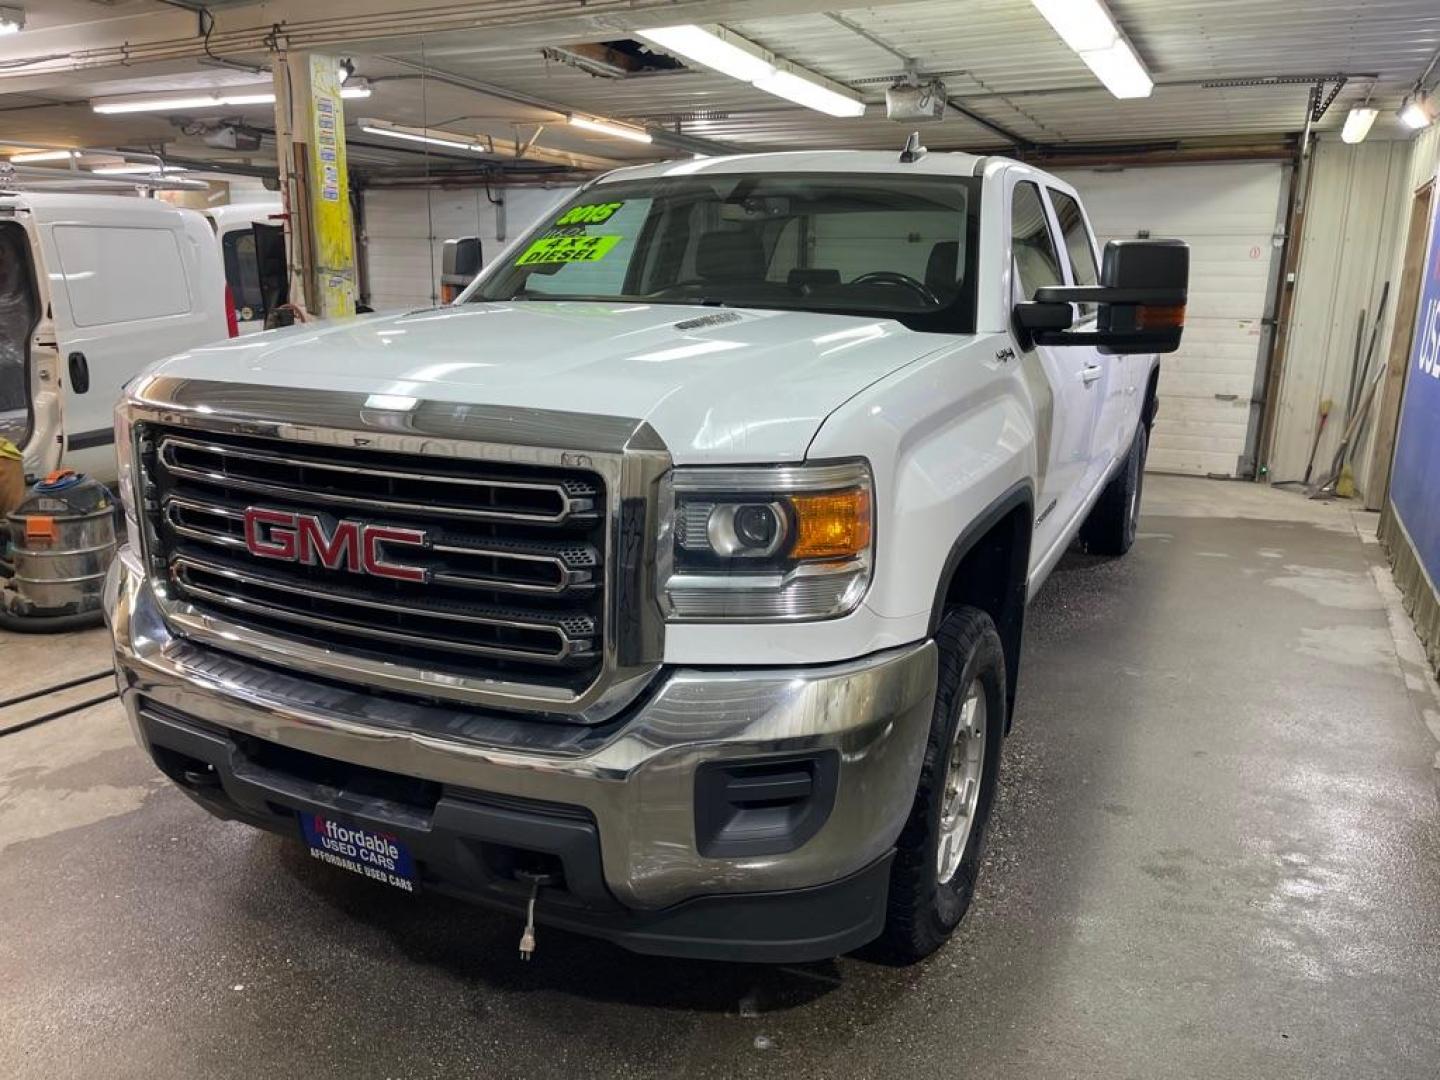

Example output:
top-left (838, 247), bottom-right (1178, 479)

top-left (661, 460), bottom-right (873, 621)
top-left (113, 398), bottom-right (143, 555)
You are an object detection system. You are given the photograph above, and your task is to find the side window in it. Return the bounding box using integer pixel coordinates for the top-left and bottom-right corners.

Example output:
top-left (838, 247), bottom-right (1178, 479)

top-left (52, 225), bottom-right (192, 327)
top-left (222, 231), bottom-right (265, 317)
top-left (1049, 189), bottom-right (1100, 318)
top-left (1010, 182), bottom-right (1063, 300)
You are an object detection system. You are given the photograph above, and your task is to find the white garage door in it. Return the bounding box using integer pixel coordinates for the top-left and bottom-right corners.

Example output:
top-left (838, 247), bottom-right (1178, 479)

top-left (1055, 163), bottom-right (1289, 477)
top-left (362, 186), bottom-right (576, 311)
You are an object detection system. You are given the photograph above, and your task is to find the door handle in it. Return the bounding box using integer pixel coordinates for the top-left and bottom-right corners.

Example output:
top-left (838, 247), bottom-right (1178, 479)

top-left (67, 351), bottom-right (90, 394)
top-left (1081, 363), bottom-right (1103, 385)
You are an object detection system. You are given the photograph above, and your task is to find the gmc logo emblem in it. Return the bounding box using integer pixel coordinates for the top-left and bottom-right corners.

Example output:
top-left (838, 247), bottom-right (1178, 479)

top-left (242, 507), bottom-right (428, 583)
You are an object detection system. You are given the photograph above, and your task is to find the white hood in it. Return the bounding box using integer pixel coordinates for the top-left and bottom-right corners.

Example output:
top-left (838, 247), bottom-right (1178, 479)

top-left (153, 301), bottom-right (954, 463)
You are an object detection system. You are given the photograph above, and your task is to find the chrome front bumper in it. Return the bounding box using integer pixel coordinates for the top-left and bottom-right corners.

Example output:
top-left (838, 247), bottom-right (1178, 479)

top-left (107, 549), bottom-right (937, 909)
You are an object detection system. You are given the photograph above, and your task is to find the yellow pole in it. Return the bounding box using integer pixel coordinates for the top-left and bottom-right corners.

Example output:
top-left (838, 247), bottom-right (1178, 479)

top-left (272, 51), bottom-right (357, 320)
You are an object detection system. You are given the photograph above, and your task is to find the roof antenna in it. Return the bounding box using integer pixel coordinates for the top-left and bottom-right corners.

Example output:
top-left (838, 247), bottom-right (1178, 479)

top-left (899, 131), bottom-right (927, 164)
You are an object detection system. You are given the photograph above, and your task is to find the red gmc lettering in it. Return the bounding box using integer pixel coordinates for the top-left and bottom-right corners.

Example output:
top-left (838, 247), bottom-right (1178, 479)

top-left (362, 526), bottom-right (428, 582)
top-left (243, 508), bottom-right (298, 560)
top-left (298, 517), bottom-right (361, 571)
top-left (242, 508), bottom-right (428, 582)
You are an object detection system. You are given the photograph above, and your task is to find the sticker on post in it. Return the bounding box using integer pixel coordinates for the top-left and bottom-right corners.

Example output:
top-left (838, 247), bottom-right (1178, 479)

top-left (555, 201), bottom-right (624, 226)
top-left (516, 234), bottom-right (622, 266)
top-left (301, 814), bottom-right (416, 892)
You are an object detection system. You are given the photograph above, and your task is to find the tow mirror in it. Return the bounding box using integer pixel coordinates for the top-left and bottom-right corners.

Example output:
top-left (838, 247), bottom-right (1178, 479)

top-left (1013, 239), bottom-right (1189, 355)
top-left (441, 236), bottom-right (482, 303)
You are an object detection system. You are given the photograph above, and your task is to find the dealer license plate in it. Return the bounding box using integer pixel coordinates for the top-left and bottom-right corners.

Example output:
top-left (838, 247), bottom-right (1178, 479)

top-left (300, 813), bottom-right (416, 893)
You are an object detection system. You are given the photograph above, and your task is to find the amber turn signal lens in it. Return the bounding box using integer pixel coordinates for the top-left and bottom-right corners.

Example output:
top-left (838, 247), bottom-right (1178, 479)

top-left (1137, 303), bottom-right (1186, 330)
top-left (789, 488), bottom-right (872, 560)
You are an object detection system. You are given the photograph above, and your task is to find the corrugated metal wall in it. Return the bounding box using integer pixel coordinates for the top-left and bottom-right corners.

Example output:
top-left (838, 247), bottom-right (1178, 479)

top-left (1267, 138), bottom-right (1412, 485)
top-left (1356, 125), bottom-right (1440, 503)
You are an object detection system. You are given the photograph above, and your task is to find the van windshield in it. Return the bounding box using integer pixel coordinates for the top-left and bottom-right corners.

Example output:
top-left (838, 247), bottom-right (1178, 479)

top-left (469, 173), bottom-right (981, 332)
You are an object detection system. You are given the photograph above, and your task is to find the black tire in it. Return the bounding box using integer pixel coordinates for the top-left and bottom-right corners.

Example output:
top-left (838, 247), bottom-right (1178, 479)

top-left (879, 605), bottom-right (1006, 962)
top-left (1081, 422), bottom-right (1147, 556)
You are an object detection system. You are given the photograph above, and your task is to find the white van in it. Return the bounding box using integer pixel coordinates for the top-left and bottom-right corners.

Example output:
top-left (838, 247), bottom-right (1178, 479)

top-left (203, 200), bottom-right (282, 333)
top-left (0, 192), bottom-right (230, 483)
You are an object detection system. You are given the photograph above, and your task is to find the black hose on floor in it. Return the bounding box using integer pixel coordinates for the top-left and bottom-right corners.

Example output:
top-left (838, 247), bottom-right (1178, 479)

top-left (0, 669), bottom-right (114, 710)
top-left (0, 608), bottom-right (105, 633)
top-left (0, 691), bottom-right (118, 739)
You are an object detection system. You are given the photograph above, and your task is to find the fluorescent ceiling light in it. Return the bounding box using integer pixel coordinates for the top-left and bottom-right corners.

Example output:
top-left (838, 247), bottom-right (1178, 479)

top-left (1341, 106), bottom-right (1379, 144)
top-left (9, 149), bottom-right (75, 163)
top-left (359, 122), bottom-right (487, 153)
top-left (1029, 0), bottom-right (1153, 99)
top-left (637, 25), bottom-right (774, 83)
top-left (637, 24), bottom-right (865, 118)
top-left (92, 83), bottom-right (370, 114)
top-left (1031, 0), bottom-right (1121, 52)
top-left (753, 68), bottom-right (866, 118)
top-left (90, 164), bottom-right (187, 175)
top-left (1078, 37), bottom-right (1153, 99)
top-left (567, 115), bottom-right (653, 143)
top-left (0, 6), bottom-right (23, 35)
top-left (1399, 93), bottom-right (1434, 130)
top-left (94, 94), bottom-right (223, 114)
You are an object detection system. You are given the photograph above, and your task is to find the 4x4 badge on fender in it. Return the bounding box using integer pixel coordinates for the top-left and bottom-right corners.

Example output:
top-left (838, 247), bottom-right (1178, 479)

top-left (242, 507), bottom-right (429, 583)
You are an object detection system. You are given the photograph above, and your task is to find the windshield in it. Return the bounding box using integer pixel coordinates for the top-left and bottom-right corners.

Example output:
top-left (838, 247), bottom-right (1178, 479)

top-left (469, 172), bottom-right (981, 332)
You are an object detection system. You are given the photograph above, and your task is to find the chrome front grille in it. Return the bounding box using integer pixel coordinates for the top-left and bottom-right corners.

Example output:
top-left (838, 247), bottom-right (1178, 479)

top-left (126, 380), bottom-right (670, 721)
top-left (143, 426), bottom-right (607, 688)
top-left (157, 433), bottom-right (601, 525)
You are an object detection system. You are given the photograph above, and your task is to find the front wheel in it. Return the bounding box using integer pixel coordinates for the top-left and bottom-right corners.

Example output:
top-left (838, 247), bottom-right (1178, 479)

top-left (1081, 422), bottom-right (1148, 556)
top-left (879, 606), bottom-right (1006, 962)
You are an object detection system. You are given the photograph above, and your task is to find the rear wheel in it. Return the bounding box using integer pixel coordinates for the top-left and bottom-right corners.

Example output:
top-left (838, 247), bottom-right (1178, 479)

top-left (880, 606), bottom-right (1005, 962)
top-left (1081, 422), bottom-right (1147, 556)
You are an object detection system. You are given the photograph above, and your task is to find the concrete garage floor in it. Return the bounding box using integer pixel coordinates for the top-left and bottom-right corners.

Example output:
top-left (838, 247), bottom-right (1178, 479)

top-left (2, 476), bottom-right (1439, 1080)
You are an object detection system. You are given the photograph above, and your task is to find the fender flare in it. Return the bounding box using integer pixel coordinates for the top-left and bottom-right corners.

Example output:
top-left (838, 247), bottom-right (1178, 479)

top-left (928, 479), bottom-right (1035, 726)
top-left (927, 479), bottom-right (1034, 634)
top-left (1143, 361), bottom-right (1162, 430)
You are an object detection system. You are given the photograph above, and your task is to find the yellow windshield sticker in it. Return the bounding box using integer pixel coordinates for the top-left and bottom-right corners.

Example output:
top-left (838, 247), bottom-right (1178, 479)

top-left (516, 234), bottom-right (623, 266)
top-left (555, 201), bottom-right (624, 226)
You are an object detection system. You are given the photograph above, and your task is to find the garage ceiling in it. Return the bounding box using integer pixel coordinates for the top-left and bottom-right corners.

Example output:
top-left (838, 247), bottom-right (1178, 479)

top-left (1, 0), bottom-right (1438, 176)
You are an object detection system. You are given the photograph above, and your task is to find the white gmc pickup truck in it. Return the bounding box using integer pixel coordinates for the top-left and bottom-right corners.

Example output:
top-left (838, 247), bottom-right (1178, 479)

top-left (106, 149), bottom-right (1187, 963)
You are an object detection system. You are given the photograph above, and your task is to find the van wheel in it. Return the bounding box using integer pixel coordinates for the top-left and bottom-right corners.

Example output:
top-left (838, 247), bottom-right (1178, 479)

top-left (879, 605), bottom-right (1005, 962)
top-left (1081, 422), bottom-right (1147, 556)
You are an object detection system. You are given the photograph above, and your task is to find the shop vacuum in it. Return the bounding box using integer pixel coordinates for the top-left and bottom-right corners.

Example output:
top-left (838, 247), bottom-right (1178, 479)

top-left (0, 467), bottom-right (118, 632)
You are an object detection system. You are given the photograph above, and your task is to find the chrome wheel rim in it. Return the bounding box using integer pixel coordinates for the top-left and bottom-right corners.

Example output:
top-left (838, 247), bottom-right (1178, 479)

top-left (936, 680), bottom-right (986, 884)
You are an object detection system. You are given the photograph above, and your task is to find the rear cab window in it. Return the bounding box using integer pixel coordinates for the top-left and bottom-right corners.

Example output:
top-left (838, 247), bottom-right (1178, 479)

top-left (1048, 189), bottom-right (1101, 319)
top-left (1010, 181), bottom-right (1064, 300)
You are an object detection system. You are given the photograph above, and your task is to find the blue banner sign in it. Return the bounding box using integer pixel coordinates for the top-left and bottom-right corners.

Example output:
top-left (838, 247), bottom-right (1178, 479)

top-left (1391, 180), bottom-right (1440, 584)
